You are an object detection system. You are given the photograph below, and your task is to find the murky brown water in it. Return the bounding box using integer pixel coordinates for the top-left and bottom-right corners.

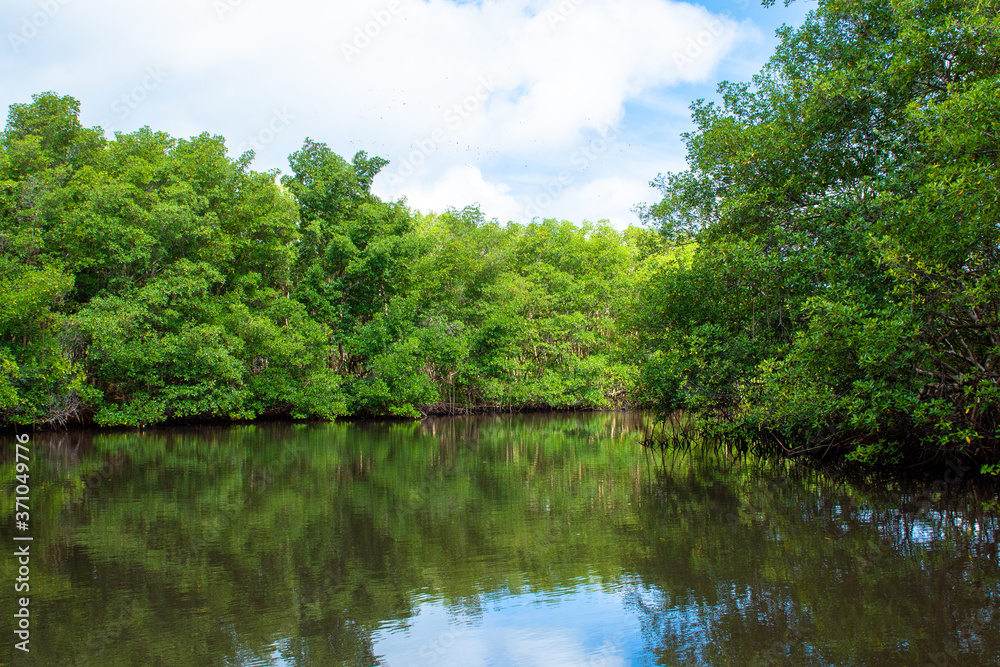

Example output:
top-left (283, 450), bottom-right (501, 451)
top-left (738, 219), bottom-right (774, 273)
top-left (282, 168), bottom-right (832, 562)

top-left (2, 413), bottom-right (998, 665)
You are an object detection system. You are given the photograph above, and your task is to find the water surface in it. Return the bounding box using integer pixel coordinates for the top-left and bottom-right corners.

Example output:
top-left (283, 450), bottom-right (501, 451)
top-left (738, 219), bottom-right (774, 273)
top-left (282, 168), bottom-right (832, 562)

top-left (2, 413), bottom-right (998, 665)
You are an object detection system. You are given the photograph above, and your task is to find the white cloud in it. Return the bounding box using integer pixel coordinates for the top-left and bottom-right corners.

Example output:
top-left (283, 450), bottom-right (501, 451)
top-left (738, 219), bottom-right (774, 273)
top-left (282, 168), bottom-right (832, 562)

top-left (1, 0), bottom-right (759, 228)
top-left (371, 595), bottom-right (636, 667)
top-left (385, 163), bottom-right (524, 222)
top-left (555, 174), bottom-right (665, 226)
top-left (501, 628), bottom-right (629, 667)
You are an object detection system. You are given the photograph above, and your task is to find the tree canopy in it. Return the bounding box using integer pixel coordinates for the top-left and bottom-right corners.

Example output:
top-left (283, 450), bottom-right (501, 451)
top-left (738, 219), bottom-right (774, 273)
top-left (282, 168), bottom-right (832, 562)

top-left (0, 95), bottom-right (655, 427)
top-left (636, 0), bottom-right (1000, 464)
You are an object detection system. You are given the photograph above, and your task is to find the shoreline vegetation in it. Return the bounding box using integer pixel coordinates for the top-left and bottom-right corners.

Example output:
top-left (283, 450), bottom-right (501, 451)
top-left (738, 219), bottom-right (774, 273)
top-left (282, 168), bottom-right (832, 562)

top-left (3, 0), bottom-right (1000, 472)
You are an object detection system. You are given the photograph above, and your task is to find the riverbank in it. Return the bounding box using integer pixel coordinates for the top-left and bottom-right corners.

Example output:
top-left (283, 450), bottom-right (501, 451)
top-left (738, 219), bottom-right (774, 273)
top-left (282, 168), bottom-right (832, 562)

top-left (639, 409), bottom-right (1000, 477)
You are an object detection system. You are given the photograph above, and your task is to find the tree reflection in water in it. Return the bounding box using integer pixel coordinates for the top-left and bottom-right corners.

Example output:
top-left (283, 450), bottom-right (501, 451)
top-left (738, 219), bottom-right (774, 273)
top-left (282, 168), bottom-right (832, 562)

top-left (1, 413), bottom-right (996, 666)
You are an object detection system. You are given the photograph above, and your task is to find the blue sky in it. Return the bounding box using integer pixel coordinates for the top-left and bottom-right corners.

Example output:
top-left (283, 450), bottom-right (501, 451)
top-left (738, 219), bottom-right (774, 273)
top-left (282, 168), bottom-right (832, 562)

top-left (1, 0), bottom-right (812, 227)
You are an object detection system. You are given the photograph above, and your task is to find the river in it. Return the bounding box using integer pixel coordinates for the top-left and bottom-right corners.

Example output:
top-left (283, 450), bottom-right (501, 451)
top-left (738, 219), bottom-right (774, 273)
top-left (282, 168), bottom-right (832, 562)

top-left (2, 412), bottom-right (998, 665)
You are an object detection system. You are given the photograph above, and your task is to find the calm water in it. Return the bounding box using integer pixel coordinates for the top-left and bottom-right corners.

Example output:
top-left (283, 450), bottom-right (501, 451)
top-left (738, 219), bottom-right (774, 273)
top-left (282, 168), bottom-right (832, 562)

top-left (2, 413), bottom-right (999, 666)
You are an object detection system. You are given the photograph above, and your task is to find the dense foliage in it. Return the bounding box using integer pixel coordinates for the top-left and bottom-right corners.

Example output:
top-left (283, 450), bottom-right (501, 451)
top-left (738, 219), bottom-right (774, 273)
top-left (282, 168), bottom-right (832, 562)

top-left (0, 95), bottom-right (660, 426)
top-left (636, 0), bottom-right (1000, 464)
top-left (3, 0), bottom-right (998, 468)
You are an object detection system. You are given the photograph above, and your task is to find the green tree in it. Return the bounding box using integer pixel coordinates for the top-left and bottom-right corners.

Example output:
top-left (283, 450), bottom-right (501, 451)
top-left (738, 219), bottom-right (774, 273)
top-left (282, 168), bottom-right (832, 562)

top-left (640, 0), bottom-right (1000, 462)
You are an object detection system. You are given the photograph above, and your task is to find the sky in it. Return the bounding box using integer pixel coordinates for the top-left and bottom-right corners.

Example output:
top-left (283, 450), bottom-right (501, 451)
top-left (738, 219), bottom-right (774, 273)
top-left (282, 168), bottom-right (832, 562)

top-left (1, 0), bottom-right (812, 228)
